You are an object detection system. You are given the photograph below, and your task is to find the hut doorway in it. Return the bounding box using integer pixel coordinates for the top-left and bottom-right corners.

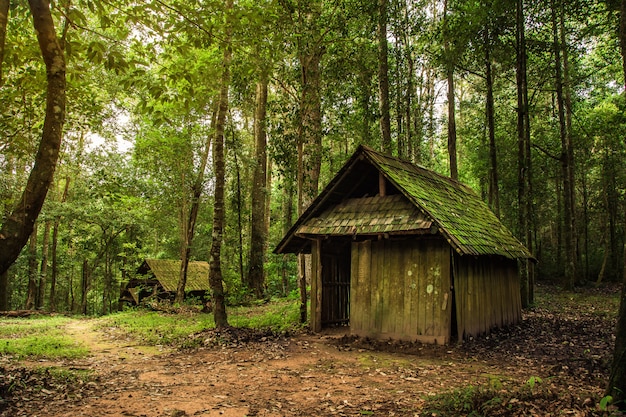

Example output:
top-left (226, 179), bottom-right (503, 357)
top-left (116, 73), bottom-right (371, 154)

top-left (321, 240), bottom-right (351, 327)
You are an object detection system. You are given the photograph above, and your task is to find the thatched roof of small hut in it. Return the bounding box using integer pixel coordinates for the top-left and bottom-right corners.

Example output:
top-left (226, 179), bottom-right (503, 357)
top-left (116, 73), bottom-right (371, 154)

top-left (137, 259), bottom-right (210, 292)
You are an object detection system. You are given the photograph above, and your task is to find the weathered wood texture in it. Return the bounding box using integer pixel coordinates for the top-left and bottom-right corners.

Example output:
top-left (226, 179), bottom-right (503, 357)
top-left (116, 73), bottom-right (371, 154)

top-left (310, 239), bottom-right (322, 332)
top-left (453, 255), bottom-right (521, 340)
top-left (350, 238), bottom-right (451, 344)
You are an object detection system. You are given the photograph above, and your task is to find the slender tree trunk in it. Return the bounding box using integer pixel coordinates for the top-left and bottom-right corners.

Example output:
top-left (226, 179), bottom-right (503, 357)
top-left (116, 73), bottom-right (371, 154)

top-left (175, 120), bottom-right (214, 305)
top-left (0, 0), bottom-right (66, 276)
top-left (551, 0), bottom-right (575, 289)
top-left (50, 218), bottom-right (59, 312)
top-left (443, 0), bottom-right (458, 180)
top-left (208, 0), bottom-right (233, 328)
top-left (282, 177), bottom-right (295, 296)
top-left (81, 259), bottom-right (88, 315)
top-left (560, 1), bottom-right (577, 284)
top-left (517, 0), bottom-right (533, 307)
top-left (102, 243), bottom-right (110, 315)
top-left (37, 220), bottom-right (51, 310)
top-left (484, 28), bottom-right (500, 217)
top-left (606, 0), bottom-right (626, 407)
top-left (0, 0), bottom-right (9, 86)
top-left (297, 3), bottom-right (324, 324)
top-left (378, 0), bottom-right (392, 154)
top-left (26, 224), bottom-right (38, 309)
top-left (49, 176), bottom-right (69, 312)
top-left (247, 73), bottom-right (269, 299)
top-left (234, 141), bottom-right (245, 285)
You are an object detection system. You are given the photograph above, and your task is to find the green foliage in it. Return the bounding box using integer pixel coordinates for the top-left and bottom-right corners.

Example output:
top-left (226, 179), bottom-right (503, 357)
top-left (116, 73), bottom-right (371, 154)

top-left (600, 395), bottom-right (613, 411)
top-left (0, 317), bottom-right (89, 360)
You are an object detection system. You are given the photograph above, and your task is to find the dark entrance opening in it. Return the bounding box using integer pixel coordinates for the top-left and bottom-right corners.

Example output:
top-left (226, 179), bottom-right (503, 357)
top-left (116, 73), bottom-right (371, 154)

top-left (321, 240), bottom-right (351, 327)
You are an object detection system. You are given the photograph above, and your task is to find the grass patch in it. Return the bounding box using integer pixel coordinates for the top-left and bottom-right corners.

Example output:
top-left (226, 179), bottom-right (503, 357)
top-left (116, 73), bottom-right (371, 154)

top-left (0, 316), bottom-right (89, 360)
top-left (228, 299), bottom-right (302, 332)
top-left (102, 298), bottom-right (303, 347)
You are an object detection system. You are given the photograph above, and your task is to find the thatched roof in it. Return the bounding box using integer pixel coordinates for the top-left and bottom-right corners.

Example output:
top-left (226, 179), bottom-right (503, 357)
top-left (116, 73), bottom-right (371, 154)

top-left (275, 145), bottom-right (533, 260)
top-left (138, 259), bottom-right (210, 292)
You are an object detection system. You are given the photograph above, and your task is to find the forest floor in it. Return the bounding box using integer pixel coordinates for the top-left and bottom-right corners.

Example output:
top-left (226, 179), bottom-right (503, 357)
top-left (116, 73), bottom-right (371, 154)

top-left (0, 283), bottom-right (622, 417)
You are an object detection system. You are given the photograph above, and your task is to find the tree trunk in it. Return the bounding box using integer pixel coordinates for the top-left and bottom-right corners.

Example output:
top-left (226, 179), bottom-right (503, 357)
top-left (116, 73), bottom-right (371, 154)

top-left (0, 0), bottom-right (66, 276)
top-left (26, 224), bottom-right (38, 309)
top-left (50, 218), bottom-right (59, 312)
top-left (516, 0), bottom-right (533, 307)
top-left (37, 220), bottom-right (51, 310)
top-left (49, 176), bottom-right (69, 312)
top-left (246, 73), bottom-right (269, 299)
top-left (297, 3), bottom-right (324, 324)
top-left (443, 0), bottom-right (458, 180)
top-left (208, 0), bottom-right (233, 328)
top-left (282, 177), bottom-right (295, 296)
top-left (560, 1), bottom-right (577, 284)
top-left (81, 259), bottom-right (88, 315)
top-left (606, 0), bottom-right (626, 407)
top-left (378, 0), bottom-right (392, 154)
top-left (485, 27), bottom-right (500, 218)
top-left (0, 0), bottom-right (9, 86)
top-left (551, 0), bottom-right (575, 289)
top-left (175, 119), bottom-right (214, 305)
top-left (0, 269), bottom-right (6, 310)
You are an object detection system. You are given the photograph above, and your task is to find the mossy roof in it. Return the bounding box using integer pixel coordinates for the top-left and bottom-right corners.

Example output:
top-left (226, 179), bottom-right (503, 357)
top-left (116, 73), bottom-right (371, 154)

top-left (297, 194), bottom-right (432, 236)
top-left (138, 259), bottom-right (210, 292)
top-left (274, 145), bottom-right (533, 260)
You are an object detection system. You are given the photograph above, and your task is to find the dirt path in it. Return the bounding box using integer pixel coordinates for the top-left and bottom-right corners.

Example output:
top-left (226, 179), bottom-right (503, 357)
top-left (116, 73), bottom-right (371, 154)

top-left (3, 307), bottom-right (614, 417)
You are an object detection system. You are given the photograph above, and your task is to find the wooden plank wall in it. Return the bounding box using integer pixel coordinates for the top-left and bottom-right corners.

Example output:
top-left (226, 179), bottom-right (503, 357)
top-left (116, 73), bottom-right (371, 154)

top-left (453, 255), bottom-right (521, 340)
top-left (350, 238), bottom-right (451, 344)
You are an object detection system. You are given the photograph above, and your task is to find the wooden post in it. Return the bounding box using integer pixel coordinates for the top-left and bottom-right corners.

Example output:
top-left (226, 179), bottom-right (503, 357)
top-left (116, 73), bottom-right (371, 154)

top-left (310, 239), bottom-right (323, 332)
top-left (379, 172), bottom-right (386, 196)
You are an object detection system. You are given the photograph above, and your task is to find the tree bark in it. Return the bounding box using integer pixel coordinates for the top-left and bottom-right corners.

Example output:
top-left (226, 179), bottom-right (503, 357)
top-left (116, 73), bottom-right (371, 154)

top-left (26, 224), bottom-right (38, 310)
top-left (551, 0), bottom-right (575, 289)
top-left (0, 0), bottom-right (66, 276)
top-left (443, 0), bottom-right (458, 180)
top-left (484, 26), bottom-right (500, 218)
top-left (246, 72), bottom-right (269, 299)
top-left (37, 220), bottom-right (51, 310)
top-left (378, 0), bottom-right (392, 154)
top-left (50, 176), bottom-right (69, 312)
top-left (297, 2), bottom-right (324, 324)
top-left (81, 259), bottom-right (88, 315)
top-left (516, 0), bottom-right (533, 307)
top-left (175, 121), bottom-right (213, 305)
top-left (208, 0), bottom-right (233, 328)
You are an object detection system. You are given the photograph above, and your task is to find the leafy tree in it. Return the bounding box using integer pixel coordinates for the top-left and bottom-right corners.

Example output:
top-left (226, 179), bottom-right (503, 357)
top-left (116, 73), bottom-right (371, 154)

top-left (0, 1), bottom-right (66, 301)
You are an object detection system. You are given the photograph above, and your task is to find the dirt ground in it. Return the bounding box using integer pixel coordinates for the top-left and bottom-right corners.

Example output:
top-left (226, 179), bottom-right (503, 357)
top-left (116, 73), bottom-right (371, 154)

top-left (0, 285), bottom-right (620, 417)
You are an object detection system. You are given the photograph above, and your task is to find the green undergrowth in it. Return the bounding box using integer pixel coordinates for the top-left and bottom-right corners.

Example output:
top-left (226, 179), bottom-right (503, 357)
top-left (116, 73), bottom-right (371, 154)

top-left (102, 298), bottom-right (303, 347)
top-left (422, 378), bottom-right (549, 416)
top-left (0, 316), bottom-right (89, 360)
top-left (421, 375), bottom-right (609, 416)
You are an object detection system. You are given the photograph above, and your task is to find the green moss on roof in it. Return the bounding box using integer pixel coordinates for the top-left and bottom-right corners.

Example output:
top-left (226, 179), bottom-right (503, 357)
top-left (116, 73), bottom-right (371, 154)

top-left (297, 194), bottom-right (432, 236)
top-left (142, 259), bottom-right (210, 292)
top-left (366, 149), bottom-right (532, 259)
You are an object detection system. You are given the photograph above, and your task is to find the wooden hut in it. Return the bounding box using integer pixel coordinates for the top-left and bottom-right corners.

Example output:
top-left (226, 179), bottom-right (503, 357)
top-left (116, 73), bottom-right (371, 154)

top-left (274, 145), bottom-right (533, 344)
top-left (119, 259), bottom-right (210, 305)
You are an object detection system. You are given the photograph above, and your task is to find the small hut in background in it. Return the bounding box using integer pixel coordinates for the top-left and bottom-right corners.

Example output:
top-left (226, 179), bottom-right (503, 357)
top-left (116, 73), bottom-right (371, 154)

top-left (274, 145), bottom-right (533, 344)
top-left (119, 259), bottom-right (210, 306)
